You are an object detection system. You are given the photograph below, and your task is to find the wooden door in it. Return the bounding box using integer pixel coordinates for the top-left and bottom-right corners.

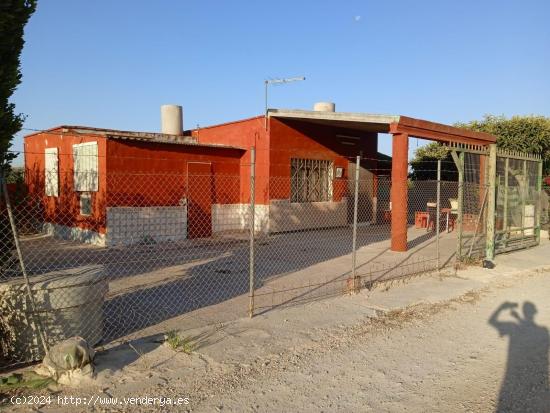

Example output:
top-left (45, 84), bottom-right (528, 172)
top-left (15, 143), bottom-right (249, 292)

top-left (187, 162), bottom-right (213, 238)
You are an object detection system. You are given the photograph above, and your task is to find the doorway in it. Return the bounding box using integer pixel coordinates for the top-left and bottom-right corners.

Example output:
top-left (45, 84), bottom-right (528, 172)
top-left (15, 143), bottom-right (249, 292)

top-left (187, 162), bottom-right (214, 238)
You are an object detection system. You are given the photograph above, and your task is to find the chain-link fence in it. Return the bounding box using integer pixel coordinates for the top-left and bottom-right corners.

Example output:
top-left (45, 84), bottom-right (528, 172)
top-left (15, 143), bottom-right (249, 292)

top-left (0, 149), bottom-right (543, 369)
top-left (455, 151), bottom-right (490, 261)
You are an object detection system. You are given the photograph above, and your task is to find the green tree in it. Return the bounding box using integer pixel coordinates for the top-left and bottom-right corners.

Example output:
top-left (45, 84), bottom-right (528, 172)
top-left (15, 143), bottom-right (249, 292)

top-left (0, 0), bottom-right (37, 168)
top-left (409, 142), bottom-right (457, 181)
top-left (456, 115), bottom-right (550, 162)
top-left (411, 115), bottom-right (550, 179)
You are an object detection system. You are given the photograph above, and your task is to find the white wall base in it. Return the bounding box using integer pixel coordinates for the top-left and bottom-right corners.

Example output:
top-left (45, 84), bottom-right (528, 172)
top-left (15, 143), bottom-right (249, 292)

top-left (106, 206), bottom-right (187, 246)
top-left (43, 223), bottom-right (106, 246)
top-left (269, 198), bottom-right (348, 233)
top-left (45, 199), bottom-right (354, 245)
top-left (211, 203), bottom-right (269, 234)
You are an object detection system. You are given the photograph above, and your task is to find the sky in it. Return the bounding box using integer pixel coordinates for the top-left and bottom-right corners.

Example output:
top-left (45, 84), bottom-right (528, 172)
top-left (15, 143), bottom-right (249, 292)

top-left (11, 0), bottom-right (550, 163)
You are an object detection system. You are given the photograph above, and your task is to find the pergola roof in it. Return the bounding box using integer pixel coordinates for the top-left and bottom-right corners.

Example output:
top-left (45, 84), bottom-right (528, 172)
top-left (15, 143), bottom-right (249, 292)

top-left (268, 109), bottom-right (496, 145)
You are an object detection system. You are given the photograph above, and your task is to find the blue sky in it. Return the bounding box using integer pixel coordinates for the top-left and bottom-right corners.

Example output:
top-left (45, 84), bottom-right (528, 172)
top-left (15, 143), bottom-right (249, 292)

top-left (11, 0), bottom-right (550, 162)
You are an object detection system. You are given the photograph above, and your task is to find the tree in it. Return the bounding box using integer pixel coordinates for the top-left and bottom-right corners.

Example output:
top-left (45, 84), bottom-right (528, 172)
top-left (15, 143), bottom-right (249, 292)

top-left (410, 115), bottom-right (550, 179)
top-left (409, 142), bottom-right (457, 181)
top-left (0, 0), bottom-right (37, 169)
top-left (1, 0), bottom-right (36, 277)
top-left (456, 115), bottom-right (550, 164)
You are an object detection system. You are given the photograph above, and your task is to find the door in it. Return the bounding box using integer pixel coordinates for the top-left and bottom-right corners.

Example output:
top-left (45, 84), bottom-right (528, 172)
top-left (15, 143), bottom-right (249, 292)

top-left (347, 160), bottom-right (375, 223)
top-left (187, 162), bottom-right (214, 238)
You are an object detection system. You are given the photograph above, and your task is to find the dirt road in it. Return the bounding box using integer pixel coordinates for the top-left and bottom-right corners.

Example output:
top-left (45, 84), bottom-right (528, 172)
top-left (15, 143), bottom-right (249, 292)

top-left (5, 264), bottom-right (550, 413)
top-left (193, 271), bottom-right (550, 412)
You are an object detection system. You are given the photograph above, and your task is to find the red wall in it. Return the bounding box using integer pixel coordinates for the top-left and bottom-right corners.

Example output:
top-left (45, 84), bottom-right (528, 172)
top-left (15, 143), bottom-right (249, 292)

top-left (268, 118), bottom-right (378, 201)
top-left (191, 116), bottom-right (380, 204)
top-left (192, 116), bottom-right (269, 204)
top-left (24, 130), bottom-right (244, 236)
top-left (24, 130), bottom-right (108, 234)
top-left (105, 139), bottom-right (243, 206)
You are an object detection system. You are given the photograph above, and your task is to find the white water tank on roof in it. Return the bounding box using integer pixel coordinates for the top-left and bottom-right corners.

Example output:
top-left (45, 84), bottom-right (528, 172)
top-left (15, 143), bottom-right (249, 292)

top-left (161, 105), bottom-right (183, 135)
top-left (313, 102), bottom-right (336, 112)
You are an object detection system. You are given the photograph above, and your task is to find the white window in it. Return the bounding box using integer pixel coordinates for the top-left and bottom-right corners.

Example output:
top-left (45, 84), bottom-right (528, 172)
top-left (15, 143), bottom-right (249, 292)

top-left (45, 148), bottom-right (59, 197)
top-left (80, 192), bottom-right (92, 216)
top-left (73, 142), bottom-right (98, 192)
top-left (290, 158), bottom-right (334, 202)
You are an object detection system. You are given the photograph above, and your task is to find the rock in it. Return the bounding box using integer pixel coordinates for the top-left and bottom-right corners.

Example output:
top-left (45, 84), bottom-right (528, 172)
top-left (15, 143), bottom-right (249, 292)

top-left (35, 336), bottom-right (95, 386)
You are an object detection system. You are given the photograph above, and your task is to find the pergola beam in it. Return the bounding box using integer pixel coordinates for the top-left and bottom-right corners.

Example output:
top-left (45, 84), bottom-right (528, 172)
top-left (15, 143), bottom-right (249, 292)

top-left (389, 116), bottom-right (496, 146)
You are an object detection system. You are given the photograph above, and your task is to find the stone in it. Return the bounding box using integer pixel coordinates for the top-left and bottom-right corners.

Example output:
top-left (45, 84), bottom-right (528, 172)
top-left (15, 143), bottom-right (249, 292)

top-left (35, 336), bottom-right (95, 386)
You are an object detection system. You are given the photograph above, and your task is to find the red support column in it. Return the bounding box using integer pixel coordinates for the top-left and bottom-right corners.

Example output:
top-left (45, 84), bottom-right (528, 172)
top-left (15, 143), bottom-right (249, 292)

top-left (391, 133), bottom-right (409, 252)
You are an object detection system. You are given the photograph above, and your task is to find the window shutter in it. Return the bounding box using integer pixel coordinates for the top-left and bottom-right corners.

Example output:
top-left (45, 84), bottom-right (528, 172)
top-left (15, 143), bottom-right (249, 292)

top-left (45, 148), bottom-right (59, 197)
top-left (73, 142), bottom-right (98, 191)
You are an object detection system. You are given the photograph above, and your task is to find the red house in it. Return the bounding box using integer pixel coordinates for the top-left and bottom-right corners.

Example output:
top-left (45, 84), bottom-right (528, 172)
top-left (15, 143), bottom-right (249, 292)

top-left (24, 103), bottom-right (495, 250)
top-left (24, 123), bottom-right (244, 246)
top-left (191, 108), bottom-right (388, 234)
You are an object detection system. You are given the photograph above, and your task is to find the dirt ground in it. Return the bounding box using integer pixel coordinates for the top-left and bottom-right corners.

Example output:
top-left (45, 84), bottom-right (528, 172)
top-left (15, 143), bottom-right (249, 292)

top-left (3, 243), bottom-right (550, 412)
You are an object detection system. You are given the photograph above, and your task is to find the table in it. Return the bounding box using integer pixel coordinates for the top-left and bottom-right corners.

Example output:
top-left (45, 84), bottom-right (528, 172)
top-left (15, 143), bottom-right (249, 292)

top-left (426, 207), bottom-right (456, 232)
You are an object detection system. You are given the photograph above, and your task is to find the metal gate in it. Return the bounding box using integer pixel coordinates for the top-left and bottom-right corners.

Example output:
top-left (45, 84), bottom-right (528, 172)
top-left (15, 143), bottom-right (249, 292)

top-left (447, 143), bottom-right (543, 261)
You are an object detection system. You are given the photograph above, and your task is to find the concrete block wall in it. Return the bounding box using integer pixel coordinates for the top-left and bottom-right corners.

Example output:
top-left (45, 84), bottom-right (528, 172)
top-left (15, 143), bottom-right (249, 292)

top-left (106, 206), bottom-right (187, 245)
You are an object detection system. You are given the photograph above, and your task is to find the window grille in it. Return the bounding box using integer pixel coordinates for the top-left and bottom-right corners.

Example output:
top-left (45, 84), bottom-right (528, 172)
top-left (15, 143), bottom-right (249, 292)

top-left (290, 158), bottom-right (334, 202)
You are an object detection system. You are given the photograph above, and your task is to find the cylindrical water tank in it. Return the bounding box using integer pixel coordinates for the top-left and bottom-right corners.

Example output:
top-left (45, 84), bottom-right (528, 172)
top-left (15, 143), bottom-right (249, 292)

top-left (161, 104), bottom-right (183, 135)
top-left (313, 102), bottom-right (336, 112)
top-left (0, 265), bottom-right (107, 362)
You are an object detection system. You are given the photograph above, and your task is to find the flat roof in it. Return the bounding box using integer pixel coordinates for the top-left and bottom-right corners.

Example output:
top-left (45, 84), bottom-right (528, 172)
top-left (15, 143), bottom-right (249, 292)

top-left (25, 125), bottom-right (246, 151)
top-left (268, 108), bottom-right (399, 133)
top-left (268, 109), bottom-right (496, 144)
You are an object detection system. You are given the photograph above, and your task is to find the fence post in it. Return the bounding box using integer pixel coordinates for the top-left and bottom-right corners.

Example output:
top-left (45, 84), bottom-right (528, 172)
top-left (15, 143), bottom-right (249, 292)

top-left (485, 144), bottom-right (497, 261)
top-left (456, 151), bottom-right (464, 262)
top-left (350, 155), bottom-right (360, 292)
top-left (1, 171), bottom-right (49, 355)
top-left (248, 147), bottom-right (256, 318)
top-left (536, 159), bottom-right (543, 244)
top-left (521, 159), bottom-right (529, 247)
top-left (436, 159), bottom-right (441, 271)
top-left (503, 157), bottom-right (509, 241)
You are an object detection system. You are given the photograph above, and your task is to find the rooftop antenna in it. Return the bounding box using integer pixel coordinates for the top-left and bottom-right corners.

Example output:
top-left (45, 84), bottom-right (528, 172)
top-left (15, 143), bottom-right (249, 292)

top-left (264, 76), bottom-right (305, 129)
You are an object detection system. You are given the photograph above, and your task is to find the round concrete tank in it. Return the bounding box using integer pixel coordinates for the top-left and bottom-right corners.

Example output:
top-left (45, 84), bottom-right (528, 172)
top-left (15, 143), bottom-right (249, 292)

top-left (0, 265), bottom-right (107, 362)
top-left (161, 104), bottom-right (183, 135)
top-left (313, 102), bottom-right (336, 112)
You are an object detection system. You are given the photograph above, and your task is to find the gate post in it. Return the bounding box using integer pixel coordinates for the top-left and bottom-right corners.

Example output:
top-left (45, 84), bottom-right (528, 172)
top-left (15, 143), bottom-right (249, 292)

top-left (485, 144), bottom-right (497, 260)
top-left (536, 159), bottom-right (543, 244)
top-left (457, 152), bottom-right (464, 261)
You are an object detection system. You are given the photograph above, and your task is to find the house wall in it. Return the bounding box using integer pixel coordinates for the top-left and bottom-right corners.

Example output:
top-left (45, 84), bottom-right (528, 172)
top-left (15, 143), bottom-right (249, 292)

top-left (105, 140), bottom-right (243, 244)
top-left (24, 132), bottom-right (245, 245)
top-left (105, 139), bottom-right (243, 206)
top-left (24, 130), bottom-right (108, 241)
top-left (267, 118), bottom-right (379, 231)
top-left (192, 116), bottom-right (269, 205)
top-left (191, 116), bottom-right (380, 233)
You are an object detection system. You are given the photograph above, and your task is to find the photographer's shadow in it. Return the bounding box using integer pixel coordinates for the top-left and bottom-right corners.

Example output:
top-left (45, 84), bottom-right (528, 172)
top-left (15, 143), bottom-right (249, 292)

top-left (489, 301), bottom-right (549, 412)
